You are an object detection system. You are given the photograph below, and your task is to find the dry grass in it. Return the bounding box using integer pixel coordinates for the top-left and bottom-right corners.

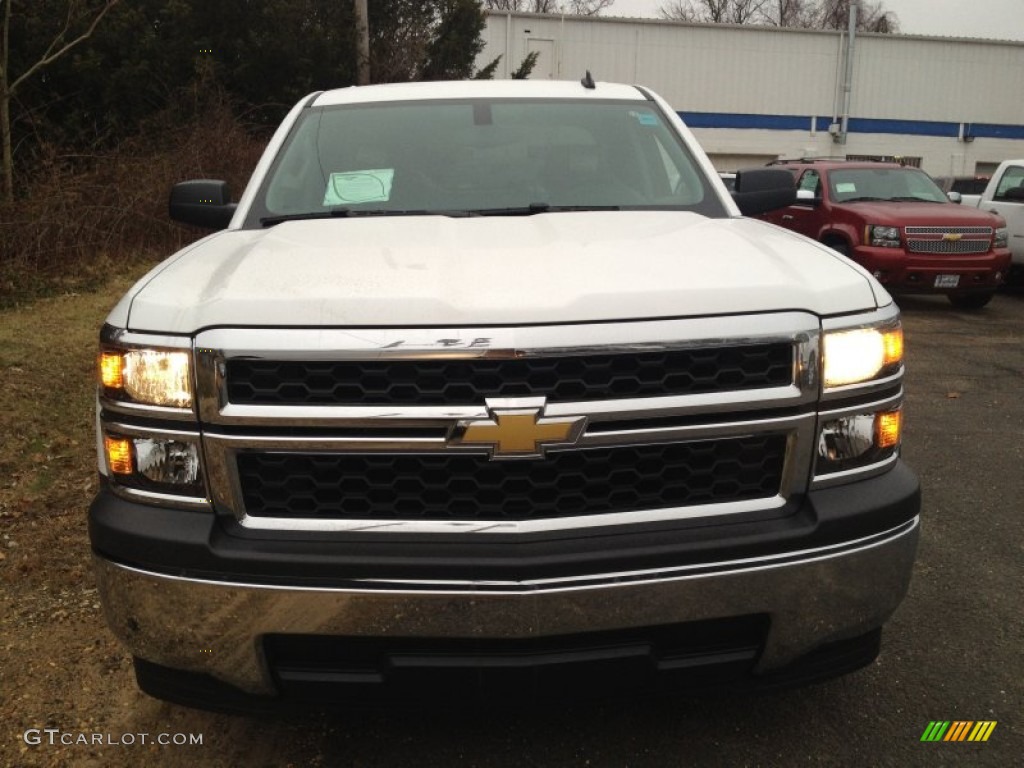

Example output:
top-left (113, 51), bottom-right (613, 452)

top-left (0, 270), bottom-right (180, 767)
top-left (0, 98), bottom-right (271, 764)
top-left (0, 100), bottom-right (265, 308)
top-left (0, 272), bottom-right (150, 586)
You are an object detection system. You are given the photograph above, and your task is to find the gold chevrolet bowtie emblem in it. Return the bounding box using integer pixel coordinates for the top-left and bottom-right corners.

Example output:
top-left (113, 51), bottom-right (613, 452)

top-left (453, 407), bottom-right (586, 459)
top-left (942, 233), bottom-right (962, 241)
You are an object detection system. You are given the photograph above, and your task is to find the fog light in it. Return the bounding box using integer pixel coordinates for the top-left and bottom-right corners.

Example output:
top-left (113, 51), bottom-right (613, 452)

top-left (819, 414), bottom-right (875, 463)
top-left (102, 433), bottom-right (204, 495)
top-left (103, 436), bottom-right (134, 475)
top-left (817, 408), bottom-right (902, 476)
top-left (134, 438), bottom-right (202, 487)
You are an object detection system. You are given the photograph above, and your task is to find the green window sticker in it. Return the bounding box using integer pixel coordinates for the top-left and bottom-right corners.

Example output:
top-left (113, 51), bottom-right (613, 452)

top-left (835, 182), bottom-right (857, 194)
top-left (629, 110), bottom-right (660, 126)
top-left (324, 169), bottom-right (394, 205)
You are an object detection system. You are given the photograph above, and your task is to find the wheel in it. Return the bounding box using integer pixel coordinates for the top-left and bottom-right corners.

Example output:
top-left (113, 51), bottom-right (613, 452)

top-left (822, 239), bottom-right (850, 258)
top-left (948, 292), bottom-right (994, 310)
top-left (1005, 264), bottom-right (1024, 289)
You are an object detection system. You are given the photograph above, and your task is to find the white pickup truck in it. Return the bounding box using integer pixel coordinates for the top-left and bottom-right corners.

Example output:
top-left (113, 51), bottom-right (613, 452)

top-left (957, 160), bottom-right (1024, 281)
top-left (90, 79), bottom-right (920, 711)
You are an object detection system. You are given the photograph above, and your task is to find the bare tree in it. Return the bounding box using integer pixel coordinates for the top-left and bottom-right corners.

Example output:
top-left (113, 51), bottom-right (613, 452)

top-left (484, 0), bottom-right (615, 14)
top-left (1, 0), bottom-right (120, 202)
top-left (660, 0), bottom-right (897, 31)
top-left (657, 1), bottom-right (699, 21)
top-left (563, 0), bottom-right (615, 13)
top-left (354, 0), bottom-right (370, 85)
top-left (764, 0), bottom-right (816, 27)
top-left (811, 0), bottom-right (899, 32)
top-left (659, 1), bottom-right (767, 25)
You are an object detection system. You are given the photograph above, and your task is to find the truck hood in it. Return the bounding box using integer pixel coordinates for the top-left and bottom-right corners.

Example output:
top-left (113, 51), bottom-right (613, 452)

top-left (122, 212), bottom-right (880, 332)
top-left (846, 201), bottom-right (1004, 227)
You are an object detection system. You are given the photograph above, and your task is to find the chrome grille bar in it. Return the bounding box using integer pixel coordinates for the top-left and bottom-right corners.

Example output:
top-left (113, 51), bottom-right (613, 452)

top-left (194, 313), bottom-right (822, 533)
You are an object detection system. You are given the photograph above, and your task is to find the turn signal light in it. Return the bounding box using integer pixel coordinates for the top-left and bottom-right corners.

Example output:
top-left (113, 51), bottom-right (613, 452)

top-left (104, 436), bottom-right (134, 475)
top-left (99, 351), bottom-right (124, 389)
top-left (882, 328), bottom-right (903, 368)
top-left (875, 411), bottom-right (902, 449)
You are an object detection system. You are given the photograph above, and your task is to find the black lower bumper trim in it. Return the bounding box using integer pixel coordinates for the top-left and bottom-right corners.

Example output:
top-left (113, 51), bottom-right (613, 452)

top-left (133, 623), bottom-right (882, 714)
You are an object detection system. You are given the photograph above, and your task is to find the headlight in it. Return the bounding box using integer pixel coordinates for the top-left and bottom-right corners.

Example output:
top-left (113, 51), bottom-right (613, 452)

top-left (867, 225), bottom-right (901, 248)
top-left (823, 324), bottom-right (903, 388)
top-left (99, 348), bottom-right (192, 408)
top-left (994, 227), bottom-right (1008, 249)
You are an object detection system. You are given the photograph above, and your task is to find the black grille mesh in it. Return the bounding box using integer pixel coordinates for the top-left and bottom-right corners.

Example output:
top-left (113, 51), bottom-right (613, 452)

top-left (237, 435), bottom-right (787, 521)
top-left (226, 344), bottom-right (793, 406)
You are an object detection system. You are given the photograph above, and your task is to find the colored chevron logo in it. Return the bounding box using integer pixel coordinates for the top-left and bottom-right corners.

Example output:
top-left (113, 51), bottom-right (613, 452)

top-left (920, 721), bottom-right (997, 742)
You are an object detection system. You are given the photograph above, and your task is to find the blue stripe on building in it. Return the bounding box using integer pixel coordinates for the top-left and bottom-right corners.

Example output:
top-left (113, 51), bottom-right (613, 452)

top-left (678, 112), bottom-right (1024, 141)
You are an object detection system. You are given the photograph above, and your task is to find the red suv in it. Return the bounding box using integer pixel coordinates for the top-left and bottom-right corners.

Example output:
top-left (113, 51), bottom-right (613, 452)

top-left (760, 160), bottom-right (1011, 309)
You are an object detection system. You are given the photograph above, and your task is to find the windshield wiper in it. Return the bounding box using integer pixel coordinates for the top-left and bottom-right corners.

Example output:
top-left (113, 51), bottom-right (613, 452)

top-left (260, 208), bottom-right (471, 227)
top-left (260, 211), bottom-right (341, 227)
top-left (841, 196), bottom-right (886, 202)
top-left (467, 203), bottom-right (621, 216)
top-left (889, 196), bottom-right (941, 203)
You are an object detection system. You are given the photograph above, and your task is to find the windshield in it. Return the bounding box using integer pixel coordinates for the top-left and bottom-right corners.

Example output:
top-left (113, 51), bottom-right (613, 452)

top-left (246, 98), bottom-right (726, 225)
top-left (828, 167), bottom-right (949, 203)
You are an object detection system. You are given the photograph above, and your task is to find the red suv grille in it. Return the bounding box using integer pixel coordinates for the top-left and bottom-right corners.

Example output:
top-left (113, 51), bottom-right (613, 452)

top-left (904, 226), bottom-right (992, 255)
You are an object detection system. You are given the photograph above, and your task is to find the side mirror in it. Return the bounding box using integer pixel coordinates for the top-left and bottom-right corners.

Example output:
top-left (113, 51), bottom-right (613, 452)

top-left (169, 180), bottom-right (237, 230)
top-left (947, 191), bottom-right (962, 204)
top-left (796, 189), bottom-right (820, 203)
top-left (730, 168), bottom-right (796, 216)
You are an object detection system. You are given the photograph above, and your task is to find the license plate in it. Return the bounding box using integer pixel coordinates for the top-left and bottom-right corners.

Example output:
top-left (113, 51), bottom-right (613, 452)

top-left (934, 274), bottom-right (960, 288)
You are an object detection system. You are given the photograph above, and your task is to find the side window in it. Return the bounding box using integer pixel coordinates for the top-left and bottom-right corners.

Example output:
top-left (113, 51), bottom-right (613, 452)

top-left (796, 169), bottom-right (821, 201)
top-left (994, 166), bottom-right (1024, 201)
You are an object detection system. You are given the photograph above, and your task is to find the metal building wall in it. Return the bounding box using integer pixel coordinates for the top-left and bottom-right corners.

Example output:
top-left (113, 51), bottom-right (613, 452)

top-left (481, 14), bottom-right (842, 112)
top-left (851, 35), bottom-right (1022, 124)
top-left (480, 12), bottom-right (1024, 176)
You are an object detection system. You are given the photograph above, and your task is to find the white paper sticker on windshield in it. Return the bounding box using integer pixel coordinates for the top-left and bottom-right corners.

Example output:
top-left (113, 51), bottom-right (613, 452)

top-left (835, 182), bottom-right (857, 193)
top-left (323, 169), bottom-right (394, 205)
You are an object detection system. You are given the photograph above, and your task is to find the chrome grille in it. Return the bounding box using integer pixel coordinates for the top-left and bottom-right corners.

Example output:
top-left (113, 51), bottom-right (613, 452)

top-left (904, 226), bottom-right (992, 256)
top-left (904, 226), bottom-right (992, 236)
top-left (906, 239), bottom-right (992, 255)
top-left (194, 314), bottom-right (825, 533)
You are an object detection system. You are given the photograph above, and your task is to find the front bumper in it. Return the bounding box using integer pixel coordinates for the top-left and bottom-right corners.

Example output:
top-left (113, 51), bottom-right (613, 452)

top-left (852, 245), bottom-right (1011, 293)
top-left (93, 511), bottom-right (919, 698)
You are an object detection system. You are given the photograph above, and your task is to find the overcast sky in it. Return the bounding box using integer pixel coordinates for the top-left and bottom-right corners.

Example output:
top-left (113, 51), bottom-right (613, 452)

top-left (606, 0), bottom-right (1024, 41)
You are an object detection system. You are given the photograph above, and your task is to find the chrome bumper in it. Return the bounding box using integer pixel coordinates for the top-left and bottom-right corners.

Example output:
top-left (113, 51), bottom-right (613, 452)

top-left (94, 517), bottom-right (918, 695)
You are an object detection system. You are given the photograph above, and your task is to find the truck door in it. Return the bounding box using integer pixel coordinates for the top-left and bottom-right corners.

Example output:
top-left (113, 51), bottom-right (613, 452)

top-left (763, 169), bottom-right (822, 239)
top-left (984, 164), bottom-right (1024, 262)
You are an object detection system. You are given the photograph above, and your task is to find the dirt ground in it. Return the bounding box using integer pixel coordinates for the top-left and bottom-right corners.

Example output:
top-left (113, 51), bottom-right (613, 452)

top-left (0, 273), bottom-right (296, 768)
top-left (1, 277), bottom-right (1021, 767)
